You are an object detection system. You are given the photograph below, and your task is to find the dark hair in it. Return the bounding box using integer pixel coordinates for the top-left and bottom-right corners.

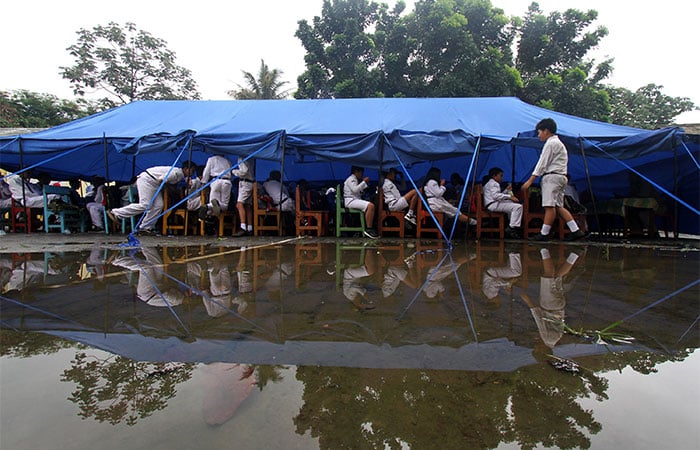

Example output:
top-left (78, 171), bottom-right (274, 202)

top-left (536, 118), bottom-right (557, 134)
top-left (351, 166), bottom-right (364, 174)
top-left (181, 160), bottom-right (197, 169)
top-left (425, 167), bottom-right (441, 186)
top-left (268, 170), bottom-right (281, 181)
top-left (488, 167), bottom-right (504, 179)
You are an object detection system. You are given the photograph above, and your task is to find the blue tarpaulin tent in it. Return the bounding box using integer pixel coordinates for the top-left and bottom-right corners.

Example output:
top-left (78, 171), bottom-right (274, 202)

top-left (1, 97), bottom-right (698, 232)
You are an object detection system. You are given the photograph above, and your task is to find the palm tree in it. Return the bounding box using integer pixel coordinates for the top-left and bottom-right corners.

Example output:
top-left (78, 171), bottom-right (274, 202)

top-left (228, 59), bottom-right (290, 99)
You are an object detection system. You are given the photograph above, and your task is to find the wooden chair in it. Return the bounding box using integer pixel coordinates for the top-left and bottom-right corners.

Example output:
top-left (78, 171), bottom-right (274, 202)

top-left (253, 182), bottom-right (283, 236)
top-left (295, 185), bottom-right (328, 236)
top-left (198, 187), bottom-right (237, 237)
top-left (215, 209), bottom-right (238, 237)
top-left (43, 185), bottom-right (86, 234)
top-left (416, 188), bottom-right (444, 238)
top-left (162, 187), bottom-right (200, 236)
top-left (377, 187), bottom-right (405, 238)
top-left (335, 184), bottom-right (366, 237)
top-left (473, 184), bottom-right (505, 239)
top-left (295, 241), bottom-right (326, 288)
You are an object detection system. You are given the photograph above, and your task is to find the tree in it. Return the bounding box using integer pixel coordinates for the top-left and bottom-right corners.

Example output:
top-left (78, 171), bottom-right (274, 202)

top-left (397, 0), bottom-right (521, 98)
top-left (60, 22), bottom-right (200, 109)
top-left (515, 3), bottom-right (612, 120)
top-left (0, 90), bottom-right (95, 128)
top-left (227, 59), bottom-right (290, 99)
top-left (295, 0), bottom-right (521, 99)
top-left (607, 84), bottom-right (696, 129)
top-left (295, 0), bottom-right (392, 99)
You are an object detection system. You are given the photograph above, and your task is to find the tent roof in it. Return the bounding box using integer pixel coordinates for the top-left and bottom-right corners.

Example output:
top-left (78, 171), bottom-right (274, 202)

top-left (7, 96), bottom-right (646, 140)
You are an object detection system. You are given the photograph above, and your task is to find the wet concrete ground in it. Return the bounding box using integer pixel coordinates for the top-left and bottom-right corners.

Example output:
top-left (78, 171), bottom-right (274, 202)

top-left (1, 229), bottom-right (697, 253)
top-left (1, 233), bottom-right (698, 449)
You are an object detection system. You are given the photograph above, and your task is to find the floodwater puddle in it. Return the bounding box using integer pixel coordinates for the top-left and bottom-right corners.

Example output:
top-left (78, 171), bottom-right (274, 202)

top-left (1, 240), bottom-right (698, 449)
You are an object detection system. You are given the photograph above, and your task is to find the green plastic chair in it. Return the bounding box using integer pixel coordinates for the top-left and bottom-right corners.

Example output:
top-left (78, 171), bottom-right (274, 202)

top-left (335, 184), bottom-right (366, 237)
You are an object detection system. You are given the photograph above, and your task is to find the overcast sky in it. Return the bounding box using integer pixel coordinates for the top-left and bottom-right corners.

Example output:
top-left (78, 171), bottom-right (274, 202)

top-left (2, 0), bottom-right (698, 122)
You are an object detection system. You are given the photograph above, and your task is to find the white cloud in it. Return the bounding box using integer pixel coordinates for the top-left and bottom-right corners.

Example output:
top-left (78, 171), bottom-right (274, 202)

top-left (2, 0), bottom-right (697, 121)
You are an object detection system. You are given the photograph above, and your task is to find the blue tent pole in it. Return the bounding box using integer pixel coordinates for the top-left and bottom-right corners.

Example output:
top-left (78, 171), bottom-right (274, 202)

top-left (388, 143), bottom-right (450, 245)
top-left (463, 135), bottom-right (482, 240)
top-left (449, 135), bottom-right (481, 242)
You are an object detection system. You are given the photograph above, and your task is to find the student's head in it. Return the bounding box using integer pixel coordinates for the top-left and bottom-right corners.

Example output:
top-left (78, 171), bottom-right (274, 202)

top-left (36, 172), bottom-right (51, 185)
top-left (268, 170), bottom-right (281, 182)
top-left (384, 167), bottom-right (401, 180)
top-left (536, 118), bottom-right (557, 133)
top-left (450, 173), bottom-right (464, 186)
top-left (351, 166), bottom-right (364, 178)
top-left (488, 167), bottom-right (504, 182)
top-left (91, 175), bottom-right (106, 187)
top-left (181, 160), bottom-right (197, 177)
top-left (69, 178), bottom-right (81, 190)
top-left (425, 167), bottom-right (441, 185)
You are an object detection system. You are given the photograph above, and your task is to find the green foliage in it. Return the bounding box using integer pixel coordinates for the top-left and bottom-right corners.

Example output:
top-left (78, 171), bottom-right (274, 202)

top-left (295, 0), bottom-right (392, 98)
top-left (516, 3), bottom-right (612, 120)
top-left (60, 22), bottom-right (200, 108)
top-left (0, 90), bottom-right (95, 127)
top-left (227, 59), bottom-right (291, 99)
top-left (61, 351), bottom-right (193, 425)
top-left (295, 0), bottom-right (521, 98)
top-left (607, 83), bottom-right (696, 129)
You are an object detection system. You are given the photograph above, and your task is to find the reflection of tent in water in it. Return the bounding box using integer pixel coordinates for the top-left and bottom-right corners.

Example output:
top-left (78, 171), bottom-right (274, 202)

top-left (1, 97), bottom-right (697, 235)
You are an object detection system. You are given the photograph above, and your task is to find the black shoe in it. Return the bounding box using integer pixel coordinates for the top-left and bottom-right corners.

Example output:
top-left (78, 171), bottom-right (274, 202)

top-left (363, 228), bottom-right (379, 239)
top-left (529, 233), bottom-right (551, 242)
top-left (564, 229), bottom-right (586, 241)
top-left (233, 228), bottom-right (247, 237)
top-left (198, 205), bottom-right (208, 221)
top-left (505, 226), bottom-right (522, 239)
top-left (137, 228), bottom-right (159, 236)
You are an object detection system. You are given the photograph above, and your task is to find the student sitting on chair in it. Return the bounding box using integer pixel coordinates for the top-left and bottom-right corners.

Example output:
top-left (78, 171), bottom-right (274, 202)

top-left (483, 167), bottom-right (523, 238)
top-left (423, 167), bottom-right (476, 226)
top-left (381, 168), bottom-right (418, 225)
top-left (262, 170), bottom-right (294, 212)
top-left (343, 166), bottom-right (378, 238)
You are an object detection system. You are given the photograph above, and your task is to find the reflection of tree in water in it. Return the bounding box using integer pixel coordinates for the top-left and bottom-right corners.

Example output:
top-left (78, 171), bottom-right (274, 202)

top-left (61, 352), bottom-right (194, 426)
top-left (0, 330), bottom-right (75, 357)
top-left (293, 363), bottom-right (609, 449)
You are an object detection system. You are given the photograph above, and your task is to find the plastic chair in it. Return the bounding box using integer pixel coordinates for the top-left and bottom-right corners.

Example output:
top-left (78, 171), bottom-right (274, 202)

top-left (335, 184), bottom-right (366, 237)
top-left (43, 185), bottom-right (86, 234)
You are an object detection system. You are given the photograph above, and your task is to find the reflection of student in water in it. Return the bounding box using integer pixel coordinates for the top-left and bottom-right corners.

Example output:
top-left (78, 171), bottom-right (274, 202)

top-left (202, 258), bottom-right (233, 318)
top-left (520, 248), bottom-right (580, 348)
top-left (422, 251), bottom-right (473, 299)
top-left (342, 251), bottom-right (378, 310)
top-left (377, 249), bottom-right (421, 298)
top-left (481, 252), bottom-right (522, 307)
top-left (199, 363), bottom-right (256, 426)
top-left (111, 247), bottom-right (183, 307)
